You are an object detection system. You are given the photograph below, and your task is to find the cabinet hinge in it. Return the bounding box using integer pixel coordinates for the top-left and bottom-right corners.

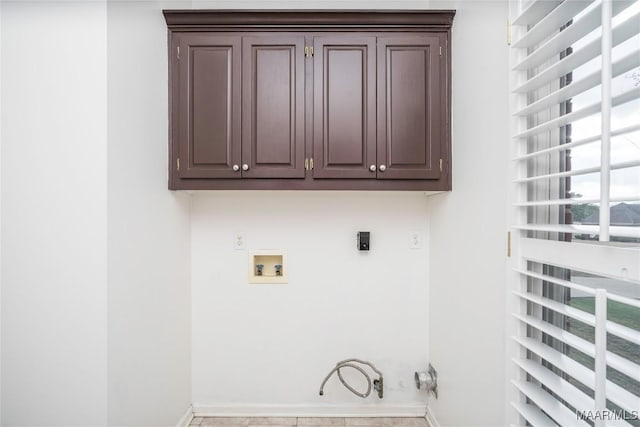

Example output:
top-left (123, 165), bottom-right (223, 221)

top-left (439, 158), bottom-right (443, 172)
top-left (507, 231), bottom-right (511, 257)
top-left (304, 46), bottom-right (314, 57)
top-left (507, 18), bottom-right (512, 46)
top-left (310, 158), bottom-right (314, 170)
top-left (177, 46), bottom-right (180, 60)
top-left (304, 158), bottom-right (309, 170)
top-left (439, 46), bottom-right (442, 56)
top-left (177, 157), bottom-right (180, 171)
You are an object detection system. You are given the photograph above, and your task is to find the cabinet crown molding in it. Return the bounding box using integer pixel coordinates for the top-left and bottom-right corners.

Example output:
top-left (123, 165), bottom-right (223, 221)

top-left (162, 9), bottom-right (456, 30)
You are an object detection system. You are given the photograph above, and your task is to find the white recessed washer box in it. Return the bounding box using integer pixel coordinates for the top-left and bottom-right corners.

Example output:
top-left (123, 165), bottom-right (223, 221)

top-left (249, 250), bottom-right (288, 284)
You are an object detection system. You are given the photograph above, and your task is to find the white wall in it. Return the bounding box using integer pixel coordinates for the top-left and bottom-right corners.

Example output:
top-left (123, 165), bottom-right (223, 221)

top-left (191, 0), bottom-right (441, 8)
top-left (191, 192), bottom-right (429, 414)
top-left (0, 3), bottom-right (4, 422)
top-left (426, 1), bottom-right (509, 426)
top-left (187, 0), bottom-right (509, 420)
top-left (1, 2), bottom-right (192, 425)
top-left (106, 1), bottom-right (192, 425)
top-left (1, 2), bottom-right (108, 425)
top-left (184, 0), bottom-right (429, 416)
top-left (0, 3), bottom-right (3, 422)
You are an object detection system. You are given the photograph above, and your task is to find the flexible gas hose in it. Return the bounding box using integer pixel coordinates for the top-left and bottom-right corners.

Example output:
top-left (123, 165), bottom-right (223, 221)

top-left (319, 358), bottom-right (383, 398)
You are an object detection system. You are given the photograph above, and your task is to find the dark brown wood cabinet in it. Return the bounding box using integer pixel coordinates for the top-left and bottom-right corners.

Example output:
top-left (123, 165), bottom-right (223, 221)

top-left (313, 36), bottom-right (377, 179)
top-left (242, 35), bottom-right (306, 178)
top-left (177, 34), bottom-right (241, 179)
top-left (164, 10), bottom-right (455, 191)
top-left (377, 35), bottom-right (443, 180)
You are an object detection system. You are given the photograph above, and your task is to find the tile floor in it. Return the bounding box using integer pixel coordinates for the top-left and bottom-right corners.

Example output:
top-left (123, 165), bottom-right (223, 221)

top-left (189, 418), bottom-right (428, 427)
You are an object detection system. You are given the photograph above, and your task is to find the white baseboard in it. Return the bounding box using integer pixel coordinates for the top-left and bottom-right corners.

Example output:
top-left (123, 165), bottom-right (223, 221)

top-left (176, 405), bottom-right (194, 427)
top-left (424, 406), bottom-right (439, 427)
top-left (193, 404), bottom-right (427, 418)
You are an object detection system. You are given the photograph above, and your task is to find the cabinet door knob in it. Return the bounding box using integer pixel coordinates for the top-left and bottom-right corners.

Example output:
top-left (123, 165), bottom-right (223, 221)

top-left (369, 165), bottom-right (377, 172)
top-left (242, 164), bottom-right (249, 171)
top-left (379, 164), bottom-right (387, 172)
top-left (232, 164), bottom-right (240, 172)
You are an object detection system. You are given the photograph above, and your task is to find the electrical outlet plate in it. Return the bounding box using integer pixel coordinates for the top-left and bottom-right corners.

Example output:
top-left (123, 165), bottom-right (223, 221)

top-left (409, 232), bottom-right (422, 249)
top-left (234, 233), bottom-right (245, 250)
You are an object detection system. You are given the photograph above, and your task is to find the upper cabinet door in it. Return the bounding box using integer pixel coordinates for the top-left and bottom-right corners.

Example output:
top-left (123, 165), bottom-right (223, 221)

top-left (313, 36), bottom-right (377, 179)
top-left (377, 35), bottom-right (442, 180)
top-left (178, 34), bottom-right (242, 179)
top-left (242, 35), bottom-right (306, 178)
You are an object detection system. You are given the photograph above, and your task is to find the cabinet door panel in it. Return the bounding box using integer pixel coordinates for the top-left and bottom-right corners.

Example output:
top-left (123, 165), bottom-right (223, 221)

top-left (242, 36), bottom-right (305, 178)
top-left (313, 36), bottom-right (376, 179)
top-left (377, 35), bottom-right (441, 180)
top-left (178, 34), bottom-right (241, 179)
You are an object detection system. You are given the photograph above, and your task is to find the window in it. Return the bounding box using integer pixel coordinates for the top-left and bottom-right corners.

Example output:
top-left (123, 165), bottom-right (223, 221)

top-left (509, 1), bottom-right (640, 425)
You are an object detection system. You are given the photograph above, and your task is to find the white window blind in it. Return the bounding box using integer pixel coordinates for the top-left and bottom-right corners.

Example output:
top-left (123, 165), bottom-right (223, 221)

top-left (509, 1), bottom-right (640, 426)
top-left (511, 0), bottom-right (640, 243)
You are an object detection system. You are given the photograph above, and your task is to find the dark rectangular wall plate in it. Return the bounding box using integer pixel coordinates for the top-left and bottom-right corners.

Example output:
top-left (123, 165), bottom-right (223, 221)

top-left (358, 232), bottom-right (370, 251)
